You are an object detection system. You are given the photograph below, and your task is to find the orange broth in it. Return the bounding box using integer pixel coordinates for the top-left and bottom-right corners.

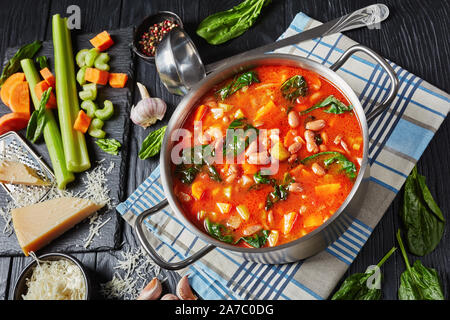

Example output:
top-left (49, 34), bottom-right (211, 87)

top-left (172, 65), bottom-right (363, 248)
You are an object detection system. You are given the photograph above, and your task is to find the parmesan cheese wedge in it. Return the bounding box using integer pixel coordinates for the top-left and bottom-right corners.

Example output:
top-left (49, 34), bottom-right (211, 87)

top-left (12, 197), bottom-right (104, 256)
top-left (0, 160), bottom-right (50, 186)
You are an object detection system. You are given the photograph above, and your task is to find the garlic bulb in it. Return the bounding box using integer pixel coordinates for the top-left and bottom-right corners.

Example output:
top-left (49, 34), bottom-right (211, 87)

top-left (130, 82), bottom-right (167, 128)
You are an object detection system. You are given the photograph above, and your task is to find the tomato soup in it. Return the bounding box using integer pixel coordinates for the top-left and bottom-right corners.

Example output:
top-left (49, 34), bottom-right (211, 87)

top-left (172, 65), bottom-right (363, 248)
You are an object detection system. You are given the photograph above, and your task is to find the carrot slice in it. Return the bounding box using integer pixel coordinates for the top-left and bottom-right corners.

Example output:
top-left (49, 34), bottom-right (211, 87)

top-left (242, 162), bottom-right (258, 175)
top-left (0, 112), bottom-right (30, 135)
top-left (194, 104), bottom-right (208, 122)
top-left (255, 100), bottom-right (277, 121)
top-left (191, 181), bottom-right (205, 200)
top-left (108, 73), bottom-right (128, 88)
top-left (35, 81), bottom-right (57, 109)
top-left (39, 67), bottom-right (56, 89)
top-left (73, 110), bottom-right (92, 134)
top-left (1, 73), bottom-right (26, 108)
top-left (90, 31), bottom-right (114, 51)
top-left (85, 68), bottom-right (109, 85)
top-left (8, 82), bottom-right (30, 117)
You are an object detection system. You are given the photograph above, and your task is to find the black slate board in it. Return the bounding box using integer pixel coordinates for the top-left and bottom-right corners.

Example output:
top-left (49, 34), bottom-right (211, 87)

top-left (0, 27), bottom-right (135, 256)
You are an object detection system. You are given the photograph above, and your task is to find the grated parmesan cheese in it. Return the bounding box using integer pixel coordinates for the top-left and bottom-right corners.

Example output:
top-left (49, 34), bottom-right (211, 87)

top-left (22, 254), bottom-right (86, 300)
top-left (100, 247), bottom-right (164, 300)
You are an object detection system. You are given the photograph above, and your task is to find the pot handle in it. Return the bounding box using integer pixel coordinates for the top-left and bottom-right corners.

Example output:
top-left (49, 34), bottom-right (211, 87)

top-left (330, 44), bottom-right (399, 123)
top-left (134, 199), bottom-right (216, 270)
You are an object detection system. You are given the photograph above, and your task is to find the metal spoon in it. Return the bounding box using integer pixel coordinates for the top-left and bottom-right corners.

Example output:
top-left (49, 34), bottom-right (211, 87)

top-left (155, 4), bottom-right (390, 95)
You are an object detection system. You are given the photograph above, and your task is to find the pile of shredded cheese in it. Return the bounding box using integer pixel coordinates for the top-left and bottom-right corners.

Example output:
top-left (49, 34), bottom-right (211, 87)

top-left (22, 254), bottom-right (86, 300)
top-left (100, 247), bottom-right (164, 300)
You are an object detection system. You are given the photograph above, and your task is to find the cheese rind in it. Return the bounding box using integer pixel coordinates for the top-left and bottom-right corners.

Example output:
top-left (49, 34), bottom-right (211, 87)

top-left (12, 197), bottom-right (104, 256)
top-left (0, 160), bottom-right (50, 186)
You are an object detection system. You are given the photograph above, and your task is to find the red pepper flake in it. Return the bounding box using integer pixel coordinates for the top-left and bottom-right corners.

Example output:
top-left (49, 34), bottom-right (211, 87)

top-left (139, 19), bottom-right (179, 57)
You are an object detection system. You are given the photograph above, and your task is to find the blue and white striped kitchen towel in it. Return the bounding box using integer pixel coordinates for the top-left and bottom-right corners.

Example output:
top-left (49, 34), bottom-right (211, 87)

top-left (116, 13), bottom-right (449, 300)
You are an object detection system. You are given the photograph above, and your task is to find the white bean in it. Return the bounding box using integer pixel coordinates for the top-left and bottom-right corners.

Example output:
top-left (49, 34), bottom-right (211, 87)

top-left (288, 142), bottom-right (302, 154)
top-left (312, 163), bottom-right (326, 176)
top-left (288, 183), bottom-right (304, 193)
top-left (304, 130), bottom-right (319, 153)
top-left (288, 111), bottom-right (300, 128)
top-left (288, 154), bottom-right (298, 164)
top-left (243, 224), bottom-right (263, 236)
top-left (334, 134), bottom-right (343, 145)
top-left (305, 119), bottom-right (326, 131)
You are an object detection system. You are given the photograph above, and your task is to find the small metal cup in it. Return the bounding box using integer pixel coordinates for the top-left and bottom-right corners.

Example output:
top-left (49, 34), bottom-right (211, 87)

top-left (155, 27), bottom-right (206, 96)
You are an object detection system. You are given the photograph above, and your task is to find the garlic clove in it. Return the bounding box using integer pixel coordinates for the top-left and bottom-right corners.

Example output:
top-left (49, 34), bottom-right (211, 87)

top-left (160, 293), bottom-right (179, 300)
top-left (176, 276), bottom-right (197, 300)
top-left (130, 97), bottom-right (167, 128)
top-left (137, 277), bottom-right (162, 300)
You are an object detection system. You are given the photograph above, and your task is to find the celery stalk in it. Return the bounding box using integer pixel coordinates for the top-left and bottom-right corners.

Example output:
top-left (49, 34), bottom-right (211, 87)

top-left (52, 14), bottom-right (90, 173)
top-left (62, 17), bottom-right (91, 171)
top-left (20, 59), bottom-right (75, 189)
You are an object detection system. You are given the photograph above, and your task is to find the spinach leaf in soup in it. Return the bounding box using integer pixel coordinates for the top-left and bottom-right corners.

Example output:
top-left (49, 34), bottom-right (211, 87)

top-left (217, 71), bottom-right (260, 100)
top-left (196, 0), bottom-right (271, 45)
top-left (205, 218), bottom-right (234, 244)
top-left (253, 172), bottom-right (274, 185)
top-left (331, 247), bottom-right (397, 300)
top-left (301, 151), bottom-right (357, 179)
top-left (396, 230), bottom-right (445, 300)
top-left (236, 230), bottom-right (270, 248)
top-left (300, 95), bottom-right (353, 115)
top-left (176, 145), bottom-right (221, 184)
top-left (280, 75), bottom-right (308, 103)
top-left (223, 118), bottom-right (259, 157)
top-left (401, 167), bottom-right (445, 256)
top-left (175, 164), bottom-right (202, 185)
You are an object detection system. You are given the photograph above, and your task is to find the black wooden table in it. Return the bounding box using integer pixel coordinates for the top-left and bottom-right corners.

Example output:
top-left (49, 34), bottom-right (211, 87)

top-left (0, 0), bottom-right (448, 300)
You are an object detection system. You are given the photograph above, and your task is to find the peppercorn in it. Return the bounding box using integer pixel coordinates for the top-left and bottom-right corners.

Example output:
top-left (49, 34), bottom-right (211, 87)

top-left (139, 19), bottom-right (179, 57)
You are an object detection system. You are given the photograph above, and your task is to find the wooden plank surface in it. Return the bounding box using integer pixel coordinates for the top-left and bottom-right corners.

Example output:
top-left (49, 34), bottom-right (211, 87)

top-left (0, 0), bottom-right (448, 300)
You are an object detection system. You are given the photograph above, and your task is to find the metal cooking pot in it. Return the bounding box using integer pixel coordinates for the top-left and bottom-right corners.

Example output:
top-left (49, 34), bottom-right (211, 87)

top-left (135, 45), bottom-right (399, 270)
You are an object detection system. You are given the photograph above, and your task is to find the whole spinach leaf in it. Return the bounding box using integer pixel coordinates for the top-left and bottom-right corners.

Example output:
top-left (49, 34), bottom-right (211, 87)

top-left (301, 151), bottom-right (357, 179)
top-left (0, 40), bottom-right (42, 87)
top-left (331, 247), bottom-right (396, 300)
top-left (401, 167), bottom-right (445, 256)
top-left (396, 230), bottom-right (445, 300)
top-left (196, 0), bottom-right (271, 45)
top-left (280, 75), bottom-right (308, 103)
top-left (300, 95), bottom-right (353, 115)
top-left (205, 218), bottom-right (234, 244)
top-left (138, 126), bottom-right (167, 160)
top-left (236, 230), bottom-right (270, 248)
top-left (26, 88), bottom-right (52, 143)
top-left (217, 71), bottom-right (260, 100)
